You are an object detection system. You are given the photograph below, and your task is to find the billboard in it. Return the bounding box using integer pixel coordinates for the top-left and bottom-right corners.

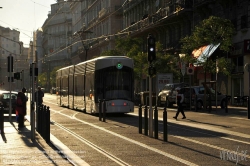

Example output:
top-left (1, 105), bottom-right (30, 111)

top-left (156, 73), bottom-right (173, 92)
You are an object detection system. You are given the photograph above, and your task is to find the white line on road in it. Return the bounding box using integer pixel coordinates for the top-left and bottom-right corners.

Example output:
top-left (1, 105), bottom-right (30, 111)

top-left (50, 108), bottom-right (199, 166)
top-left (129, 113), bottom-right (250, 139)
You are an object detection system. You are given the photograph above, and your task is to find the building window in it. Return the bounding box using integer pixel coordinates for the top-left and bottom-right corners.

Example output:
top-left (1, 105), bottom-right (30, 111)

top-left (241, 15), bottom-right (248, 29)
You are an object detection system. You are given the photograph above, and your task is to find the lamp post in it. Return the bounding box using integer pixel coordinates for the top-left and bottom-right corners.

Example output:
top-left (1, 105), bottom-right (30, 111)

top-left (73, 30), bottom-right (93, 61)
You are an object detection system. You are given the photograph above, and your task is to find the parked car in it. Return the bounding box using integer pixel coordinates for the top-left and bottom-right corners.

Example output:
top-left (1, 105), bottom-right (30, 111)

top-left (50, 87), bottom-right (56, 94)
top-left (0, 90), bottom-right (18, 114)
top-left (158, 83), bottom-right (188, 107)
top-left (180, 86), bottom-right (229, 110)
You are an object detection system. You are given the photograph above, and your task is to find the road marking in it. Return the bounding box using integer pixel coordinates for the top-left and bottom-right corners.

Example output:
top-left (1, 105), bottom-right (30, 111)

top-left (50, 109), bottom-right (198, 166)
top-left (129, 113), bottom-right (250, 139)
top-left (51, 120), bottom-right (130, 166)
top-left (229, 117), bottom-right (249, 120)
top-left (173, 135), bottom-right (250, 160)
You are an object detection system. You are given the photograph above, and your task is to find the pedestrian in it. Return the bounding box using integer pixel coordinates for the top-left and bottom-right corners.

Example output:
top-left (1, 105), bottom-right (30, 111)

top-left (21, 88), bottom-right (28, 120)
top-left (15, 91), bottom-right (26, 128)
top-left (35, 86), bottom-right (44, 105)
top-left (173, 87), bottom-right (186, 120)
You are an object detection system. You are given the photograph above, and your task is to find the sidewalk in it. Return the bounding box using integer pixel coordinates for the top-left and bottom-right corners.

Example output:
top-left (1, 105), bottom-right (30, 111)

top-left (0, 115), bottom-right (73, 165)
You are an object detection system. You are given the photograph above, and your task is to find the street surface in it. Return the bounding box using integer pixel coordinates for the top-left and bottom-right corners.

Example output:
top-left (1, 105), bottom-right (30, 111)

top-left (43, 93), bottom-right (250, 166)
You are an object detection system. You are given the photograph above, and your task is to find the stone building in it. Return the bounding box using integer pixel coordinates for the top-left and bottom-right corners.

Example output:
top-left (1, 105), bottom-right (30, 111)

top-left (0, 26), bottom-right (29, 91)
top-left (121, 0), bottom-right (250, 104)
top-left (69, 0), bottom-right (124, 64)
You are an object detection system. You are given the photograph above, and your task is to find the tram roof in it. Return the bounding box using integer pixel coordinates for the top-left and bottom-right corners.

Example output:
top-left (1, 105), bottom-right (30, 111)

top-left (76, 56), bottom-right (132, 66)
top-left (56, 56), bottom-right (133, 74)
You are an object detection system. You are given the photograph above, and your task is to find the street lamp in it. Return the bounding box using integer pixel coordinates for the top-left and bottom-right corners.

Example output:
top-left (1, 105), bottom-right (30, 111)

top-left (73, 30), bottom-right (93, 61)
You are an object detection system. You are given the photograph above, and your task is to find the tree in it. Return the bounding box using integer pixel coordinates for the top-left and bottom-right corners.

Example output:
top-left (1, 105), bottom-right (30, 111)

top-left (180, 16), bottom-right (235, 110)
top-left (37, 66), bottom-right (62, 91)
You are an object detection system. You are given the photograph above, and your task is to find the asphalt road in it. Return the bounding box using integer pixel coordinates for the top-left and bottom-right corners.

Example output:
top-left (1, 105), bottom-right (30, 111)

top-left (41, 93), bottom-right (250, 166)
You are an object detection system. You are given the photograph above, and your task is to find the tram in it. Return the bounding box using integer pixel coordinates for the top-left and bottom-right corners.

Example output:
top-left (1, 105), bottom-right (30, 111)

top-left (56, 56), bottom-right (134, 114)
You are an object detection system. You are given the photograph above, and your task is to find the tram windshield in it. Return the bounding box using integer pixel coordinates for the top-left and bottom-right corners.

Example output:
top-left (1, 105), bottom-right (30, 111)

top-left (95, 66), bottom-right (133, 102)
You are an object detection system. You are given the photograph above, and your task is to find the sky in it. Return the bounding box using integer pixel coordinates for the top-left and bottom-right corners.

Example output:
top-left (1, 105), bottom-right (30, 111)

top-left (0, 0), bottom-right (57, 47)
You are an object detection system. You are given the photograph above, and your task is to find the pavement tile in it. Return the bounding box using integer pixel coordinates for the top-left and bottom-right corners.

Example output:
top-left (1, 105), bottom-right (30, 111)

top-left (0, 116), bottom-right (72, 166)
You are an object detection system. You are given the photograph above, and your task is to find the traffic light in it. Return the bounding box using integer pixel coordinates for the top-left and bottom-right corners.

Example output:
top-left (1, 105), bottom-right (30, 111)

top-left (148, 65), bottom-right (156, 77)
top-left (14, 72), bottom-right (21, 80)
top-left (7, 55), bottom-right (13, 72)
top-left (147, 34), bottom-right (156, 63)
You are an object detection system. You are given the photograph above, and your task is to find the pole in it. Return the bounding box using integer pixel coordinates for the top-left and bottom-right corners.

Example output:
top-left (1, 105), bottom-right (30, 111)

top-left (149, 76), bottom-right (153, 137)
top-left (248, 70), bottom-right (250, 119)
top-left (83, 48), bottom-right (88, 112)
top-left (31, 63), bottom-right (35, 139)
top-left (189, 75), bottom-right (191, 111)
top-left (139, 104), bottom-right (142, 134)
top-left (8, 55), bottom-right (13, 122)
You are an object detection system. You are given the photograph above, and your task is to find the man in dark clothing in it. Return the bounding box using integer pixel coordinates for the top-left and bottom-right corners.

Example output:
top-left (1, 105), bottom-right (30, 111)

top-left (35, 86), bottom-right (44, 105)
top-left (173, 87), bottom-right (186, 120)
top-left (21, 88), bottom-right (28, 116)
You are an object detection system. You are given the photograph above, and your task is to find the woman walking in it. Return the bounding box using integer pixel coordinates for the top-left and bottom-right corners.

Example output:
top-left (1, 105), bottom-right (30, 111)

top-left (15, 92), bottom-right (26, 128)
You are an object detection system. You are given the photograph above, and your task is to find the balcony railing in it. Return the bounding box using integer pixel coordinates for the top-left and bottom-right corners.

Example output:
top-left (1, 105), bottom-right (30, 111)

top-left (99, 7), bottom-right (109, 19)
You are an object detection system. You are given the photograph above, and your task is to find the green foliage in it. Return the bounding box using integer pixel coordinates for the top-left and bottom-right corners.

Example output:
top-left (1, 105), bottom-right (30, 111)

top-left (37, 66), bottom-right (62, 88)
top-left (37, 72), bottom-right (47, 88)
top-left (154, 42), bottom-right (180, 80)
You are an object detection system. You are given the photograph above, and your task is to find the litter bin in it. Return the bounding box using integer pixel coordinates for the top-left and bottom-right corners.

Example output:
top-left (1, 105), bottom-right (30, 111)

top-left (140, 91), bottom-right (156, 106)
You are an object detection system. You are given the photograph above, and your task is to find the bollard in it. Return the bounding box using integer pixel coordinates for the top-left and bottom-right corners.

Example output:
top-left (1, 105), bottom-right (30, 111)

top-left (248, 96), bottom-right (250, 119)
top-left (144, 105), bottom-right (148, 136)
top-left (225, 95), bottom-right (228, 113)
top-left (39, 105), bottom-right (44, 134)
top-left (99, 99), bottom-right (102, 121)
top-left (195, 95), bottom-right (197, 112)
top-left (37, 104), bottom-right (42, 133)
top-left (163, 107), bottom-right (168, 142)
top-left (46, 106), bottom-right (50, 143)
top-left (103, 100), bottom-right (106, 122)
top-left (36, 105), bottom-right (39, 132)
top-left (139, 104), bottom-right (142, 134)
top-left (41, 105), bottom-right (46, 138)
top-left (154, 105), bottom-right (158, 139)
top-left (0, 106), bottom-right (4, 134)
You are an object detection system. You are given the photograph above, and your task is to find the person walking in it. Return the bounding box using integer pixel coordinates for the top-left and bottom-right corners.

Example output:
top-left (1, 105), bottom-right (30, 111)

top-left (21, 88), bottom-right (28, 120)
top-left (15, 91), bottom-right (26, 128)
top-left (35, 86), bottom-right (44, 105)
top-left (173, 87), bottom-right (186, 120)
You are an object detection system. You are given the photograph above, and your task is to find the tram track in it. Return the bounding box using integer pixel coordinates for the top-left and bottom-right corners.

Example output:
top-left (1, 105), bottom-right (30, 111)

top-left (49, 108), bottom-right (199, 166)
top-left (44, 98), bottom-right (250, 165)
top-left (51, 119), bottom-right (130, 166)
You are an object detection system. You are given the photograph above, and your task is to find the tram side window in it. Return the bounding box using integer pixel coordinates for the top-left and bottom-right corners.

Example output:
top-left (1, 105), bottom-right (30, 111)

top-left (95, 70), bottom-right (104, 102)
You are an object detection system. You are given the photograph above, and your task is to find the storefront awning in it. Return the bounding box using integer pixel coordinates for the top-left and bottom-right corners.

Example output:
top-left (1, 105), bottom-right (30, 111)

top-left (192, 43), bottom-right (220, 63)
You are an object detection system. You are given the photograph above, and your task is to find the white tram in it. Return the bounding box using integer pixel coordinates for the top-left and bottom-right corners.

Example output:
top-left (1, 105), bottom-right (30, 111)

top-left (56, 56), bottom-right (134, 113)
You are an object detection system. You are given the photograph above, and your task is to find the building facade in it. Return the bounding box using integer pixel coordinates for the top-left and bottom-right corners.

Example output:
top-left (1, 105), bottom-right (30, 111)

top-left (0, 26), bottom-right (30, 91)
top-left (69, 0), bottom-right (125, 64)
top-left (121, 0), bottom-right (250, 104)
top-left (41, 0), bottom-right (72, 71)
